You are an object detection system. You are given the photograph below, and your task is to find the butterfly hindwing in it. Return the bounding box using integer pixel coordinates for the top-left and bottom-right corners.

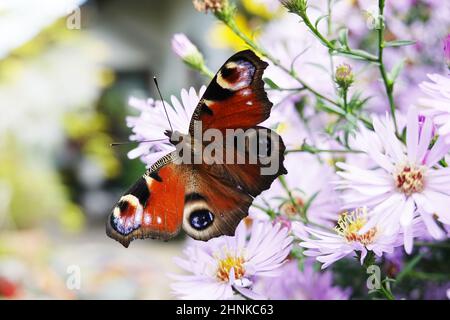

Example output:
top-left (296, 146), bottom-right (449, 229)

top-left (181, 169), bottom-right (253, 241)
top-left (106, 154), bottom-right (185, 247)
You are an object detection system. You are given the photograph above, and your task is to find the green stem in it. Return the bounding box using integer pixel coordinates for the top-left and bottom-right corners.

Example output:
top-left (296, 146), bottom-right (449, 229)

top-left (200, 65), bottom-right (215, 79)
top-left (278, 176), bottom-right (307, 222)
top-left (377, 0), bottom-right (398, 136)
top-left (295, 8), bottom-right (378, 62)
top-left (266, 87), bottom-right (307, 91)
top-left (220, 14), bottom-right (378, 129)
top-left (326, 0), bottom-right (336, 88)
top-left (342, 88), bottom-right (349, 112)
top-left (379, 283), bottom-right (395, 300)
top-left (223, 17), bottom-right (340, 107)
top-left (251, 203), bottom-right (276, 219)
top-left (408, 271), bottom-right (450, 282)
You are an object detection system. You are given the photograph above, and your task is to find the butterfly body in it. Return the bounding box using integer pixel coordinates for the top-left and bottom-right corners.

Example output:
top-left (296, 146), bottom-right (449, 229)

top-left (107, 50), bottom-right (287, 247)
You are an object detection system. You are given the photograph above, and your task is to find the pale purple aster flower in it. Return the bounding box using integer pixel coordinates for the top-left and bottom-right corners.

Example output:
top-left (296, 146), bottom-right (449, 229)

top-left (169, 221), bottom-right (293, 300)
top-left (250, 153), bottom-right (341, 227)
top-left (296, 207), bottom-right (403, 269)
top-left (336, 108), bottom-right (450, 253)
top-left (126, 86), bottom-right (206, 167)
top-left (419, 74), bottom-right (450, 143)
top-left (254, 260), bottom-right (351, 300)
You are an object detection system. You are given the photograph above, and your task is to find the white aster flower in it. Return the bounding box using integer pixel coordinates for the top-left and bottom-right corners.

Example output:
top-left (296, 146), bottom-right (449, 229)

top-left (335, 108), bottom-right (450, 253)
top-left (419, 73), bottom-right (450, 143)
top-left (126, 86), bottom-right (206, 167)
top-left (169, 221), bottom-right (293, 300)
top-left (296, 207), bottom-right (403, 269)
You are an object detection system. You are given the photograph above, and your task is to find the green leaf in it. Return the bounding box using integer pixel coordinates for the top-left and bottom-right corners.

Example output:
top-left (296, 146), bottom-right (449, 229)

top-left (334, 49), bottom-right (379, 62)
top-left (388, 59), bottom-right (405, 83)
top-left (338, 28), bottom-right (349, 49)
top-left (314, 14), bottom-right (329, 30)
top-left (396, 252), bottom-right (425, 284)
top-left (303, 191), bottom-right (320, 214)
top-left (384, 40), bottom-right (416, 47)
top-left (263, 77), bottom-right (280, 89)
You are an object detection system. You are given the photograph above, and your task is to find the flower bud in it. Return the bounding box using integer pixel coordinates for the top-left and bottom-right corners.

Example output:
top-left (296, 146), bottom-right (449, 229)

top-left (193, 0), bottom-right (227, 13)
top-left (335, 63), bottom-right (354, 90)
top-left (171, 33), bottom-right (205, 70)
top-left (280, 0), bottom-right (308, 15)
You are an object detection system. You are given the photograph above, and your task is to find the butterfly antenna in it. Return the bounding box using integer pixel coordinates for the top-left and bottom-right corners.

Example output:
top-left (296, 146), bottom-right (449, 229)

top-left (153, 76), bottom-right (174, 133)
top-left (110, 138), bottom-right (168, 147)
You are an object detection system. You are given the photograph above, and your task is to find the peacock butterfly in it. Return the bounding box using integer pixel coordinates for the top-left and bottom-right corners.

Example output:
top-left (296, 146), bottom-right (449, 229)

top-left (106, 50), bottom-right (287, 247)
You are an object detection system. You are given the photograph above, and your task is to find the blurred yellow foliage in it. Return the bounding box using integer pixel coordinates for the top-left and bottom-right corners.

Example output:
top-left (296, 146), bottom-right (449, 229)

top-left (63, 112), bottom-right (120, 178)
top-left (0, 138), bottom-right (85, 231)
top-left (241, 0), bottom-right (281, 20)
top-left (58, 203), bottom-right (85, 233)
top-left (208, 14), bottom-right (259, 50)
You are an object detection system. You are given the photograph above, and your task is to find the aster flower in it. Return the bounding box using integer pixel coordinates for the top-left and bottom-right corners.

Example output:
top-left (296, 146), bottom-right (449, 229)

top-left (336, 108), bottom-right (450, 253)
top-left (126, 86), bottom-right (206, 167)
top-left (250, 153), bottom-right (341, 227)
top-left (296, 207), bottom-right (403, 269)
top-left (254, 260), bottom-right (351, 300)
top-left (419, 74), bottom-right (450, 143)
top-left (169, 221), bottom-right (293, 300)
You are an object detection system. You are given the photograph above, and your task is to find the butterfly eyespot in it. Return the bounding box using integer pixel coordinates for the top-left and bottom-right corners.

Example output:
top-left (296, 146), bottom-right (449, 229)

top-left (221, 64), bottom-right (239, 81)
top-left (189, 210), bottom-right (214, 230)
top-left (118, 200), bottom-right (129, 212)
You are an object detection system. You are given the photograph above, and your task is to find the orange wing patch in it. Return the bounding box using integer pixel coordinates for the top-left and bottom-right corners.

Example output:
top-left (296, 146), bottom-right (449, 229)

top-left (106, 163), bottom-right (185, 247)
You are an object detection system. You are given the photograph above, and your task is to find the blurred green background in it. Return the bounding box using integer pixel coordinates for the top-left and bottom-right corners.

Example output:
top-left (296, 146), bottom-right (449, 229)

top-left (0, 0), bottom-right (237, 299)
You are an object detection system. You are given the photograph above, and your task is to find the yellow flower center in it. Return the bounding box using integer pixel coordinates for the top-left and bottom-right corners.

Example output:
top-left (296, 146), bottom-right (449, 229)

top-left (216, 255), bottom-right (245, 282)
top-left (394, 164), bottom-right (426, 196)
top-left (335, 208), bottom-right (377, 246)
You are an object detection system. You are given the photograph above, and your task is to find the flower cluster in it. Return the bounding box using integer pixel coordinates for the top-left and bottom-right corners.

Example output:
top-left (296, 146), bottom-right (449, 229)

top-left (125, 0), bottom-right (450, 300)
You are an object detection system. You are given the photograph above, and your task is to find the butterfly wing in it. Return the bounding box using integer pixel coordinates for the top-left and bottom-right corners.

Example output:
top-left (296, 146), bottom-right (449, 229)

top-left (106, 153), bottom-right (185, 247)
top-left (189, 49), bottom-right (272, 132)
top-left (181, 169), bottom-right (253, 241)
top-left (180, 50), bottom-right (287, 241)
